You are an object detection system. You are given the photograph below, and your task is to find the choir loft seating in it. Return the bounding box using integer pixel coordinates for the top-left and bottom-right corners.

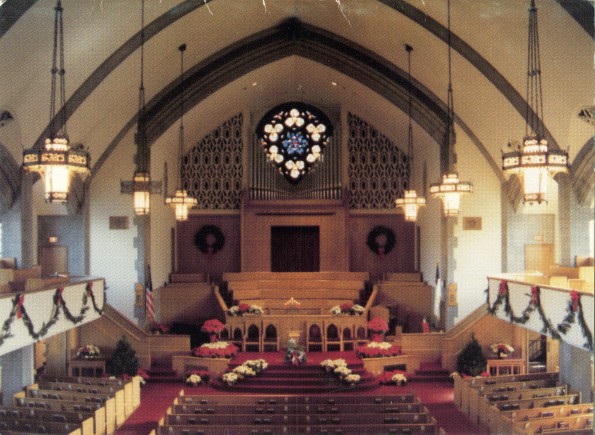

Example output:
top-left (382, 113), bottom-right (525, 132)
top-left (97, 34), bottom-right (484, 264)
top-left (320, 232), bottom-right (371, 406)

top-left (216, 272), bottom-right (375, 352)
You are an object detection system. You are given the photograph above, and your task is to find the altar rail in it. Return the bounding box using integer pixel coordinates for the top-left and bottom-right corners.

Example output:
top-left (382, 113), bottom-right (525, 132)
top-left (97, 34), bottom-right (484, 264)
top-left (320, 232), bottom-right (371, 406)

top-left (487, 275), bottom-right (594, 351)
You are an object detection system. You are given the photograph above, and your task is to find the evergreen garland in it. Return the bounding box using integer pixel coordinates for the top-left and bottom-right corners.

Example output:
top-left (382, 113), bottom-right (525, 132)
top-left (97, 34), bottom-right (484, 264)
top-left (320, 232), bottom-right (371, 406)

top-left (557, 292), bottom-right (594, 351)
top-left (0, 282), bottom-right (103, 348)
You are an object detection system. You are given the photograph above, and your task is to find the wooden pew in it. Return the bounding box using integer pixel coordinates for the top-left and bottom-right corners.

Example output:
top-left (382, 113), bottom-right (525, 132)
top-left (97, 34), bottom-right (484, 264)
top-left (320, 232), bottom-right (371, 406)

top-left (35, 376), bottom-right (138, 418)
top-left (513, 414), bottom-right (593, 434)
top-left (0, 417), bottom-right (83, 434)
top-left (27, 383), bottom-right (126, 428)
top-left (454, 371), bottom-right (559, 417)
top-left (496, 402), bottom-right (594, 434)
top-left (0, 406), bottom-right (94, 435)
top-left (475, 385), bottom-right (569, 426)
top-left (14, 391), bottom-right (115, 434)
top-left (482, 393), bottom-right (582, 433)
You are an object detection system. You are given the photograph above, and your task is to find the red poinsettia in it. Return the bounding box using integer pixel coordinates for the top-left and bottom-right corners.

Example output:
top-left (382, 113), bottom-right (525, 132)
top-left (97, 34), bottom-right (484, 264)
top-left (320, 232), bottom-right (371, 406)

top-left (238, 303), bottom-right (251, 313)
top-left (201, 318), bottom-right (226, 334)
top-left (368, 317), bottom-right (389, 334)
top-left (340, 302), bottom-right (354, 313)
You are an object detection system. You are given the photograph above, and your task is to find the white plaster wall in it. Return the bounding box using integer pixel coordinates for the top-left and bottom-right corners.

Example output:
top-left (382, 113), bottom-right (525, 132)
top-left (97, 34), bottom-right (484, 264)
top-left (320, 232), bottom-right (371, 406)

top-left (89, 129), bottom-right (138, 320)
top-left (452, 129), bottom-right (502, 324)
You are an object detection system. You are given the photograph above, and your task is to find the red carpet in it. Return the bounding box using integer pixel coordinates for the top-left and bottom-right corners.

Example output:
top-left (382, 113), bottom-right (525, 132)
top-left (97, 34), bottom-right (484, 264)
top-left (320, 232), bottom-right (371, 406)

top-left (115, 351), bottom-right (485, 434)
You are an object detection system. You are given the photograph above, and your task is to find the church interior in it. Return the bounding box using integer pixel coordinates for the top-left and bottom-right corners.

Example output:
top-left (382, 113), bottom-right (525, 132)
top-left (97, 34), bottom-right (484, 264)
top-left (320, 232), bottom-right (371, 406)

top-left (0, 0), bottom-right (593, 434)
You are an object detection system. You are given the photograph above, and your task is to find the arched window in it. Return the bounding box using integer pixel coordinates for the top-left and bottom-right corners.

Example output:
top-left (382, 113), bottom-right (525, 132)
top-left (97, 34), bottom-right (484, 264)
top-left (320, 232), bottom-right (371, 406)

top-left (256, 102), bottom-right (333, 184)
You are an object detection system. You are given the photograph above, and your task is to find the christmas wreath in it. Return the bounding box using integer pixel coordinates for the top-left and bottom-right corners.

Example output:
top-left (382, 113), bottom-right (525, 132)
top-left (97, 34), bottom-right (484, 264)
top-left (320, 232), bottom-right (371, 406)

top-left (366, 225), bottom-right (396, 255)
top-left (194, 225), bottom-right (225, 255)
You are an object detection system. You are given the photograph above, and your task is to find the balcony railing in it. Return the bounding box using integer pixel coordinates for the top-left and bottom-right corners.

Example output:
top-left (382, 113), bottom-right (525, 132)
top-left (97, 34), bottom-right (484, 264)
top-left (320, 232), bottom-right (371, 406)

top-left (0, 277), bottom-right (105, 356)
top-left (487, 275), bottom-right (593, 352)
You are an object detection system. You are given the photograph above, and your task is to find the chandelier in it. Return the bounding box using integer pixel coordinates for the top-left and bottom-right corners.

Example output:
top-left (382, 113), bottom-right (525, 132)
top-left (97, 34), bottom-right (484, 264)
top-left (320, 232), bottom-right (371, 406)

top-left (396, 44), bottom-right (425, 222)
top-left (22, 0), bottom-right (90, 203)
top-left (501, 0), bottom-right (569, 205)
top-left (120, 0), bottom-right (161, 215)
top-left (429, 0), bottom-right (472, 217)
top-left (166, 44), bottom-right (198, 221)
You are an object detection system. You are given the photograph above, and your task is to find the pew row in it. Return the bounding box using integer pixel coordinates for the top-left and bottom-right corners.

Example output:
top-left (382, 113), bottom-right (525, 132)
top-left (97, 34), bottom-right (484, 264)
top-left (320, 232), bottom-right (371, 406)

top-left (494, 402), bottom-right (594, 434)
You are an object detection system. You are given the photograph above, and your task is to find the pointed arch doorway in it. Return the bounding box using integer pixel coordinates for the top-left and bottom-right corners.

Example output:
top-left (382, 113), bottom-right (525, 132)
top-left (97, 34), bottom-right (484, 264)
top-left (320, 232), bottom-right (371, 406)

top-left (271, 226), bottom-right (320, 272)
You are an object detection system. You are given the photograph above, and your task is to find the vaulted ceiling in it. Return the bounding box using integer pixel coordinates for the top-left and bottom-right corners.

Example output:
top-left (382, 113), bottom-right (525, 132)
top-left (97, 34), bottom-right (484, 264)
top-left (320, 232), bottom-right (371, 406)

top-left (0, 0), bottom-right (592, 203)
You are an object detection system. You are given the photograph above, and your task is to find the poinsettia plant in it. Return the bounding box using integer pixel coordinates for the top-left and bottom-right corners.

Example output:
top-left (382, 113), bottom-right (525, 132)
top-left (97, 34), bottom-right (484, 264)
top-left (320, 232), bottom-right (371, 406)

top-left (201, 319), bottom-right (226, 334)
top-left (490, 342), bottom-right (514, 358)
top-left (77, 344), bottom-right (100, 358)
top-left (368, 317), bottom-right (389, 334)
top-left (192, 341), bottom-right (238, 358)
top-left (356, 341), bottom-right (402, 358)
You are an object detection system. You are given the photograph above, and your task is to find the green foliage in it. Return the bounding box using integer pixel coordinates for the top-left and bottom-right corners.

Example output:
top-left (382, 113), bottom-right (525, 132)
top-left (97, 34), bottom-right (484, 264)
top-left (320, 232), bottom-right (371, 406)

top-left (456, 334), bottom-right (486, 377)
top-left (106, 336), bottom-right (140, 377)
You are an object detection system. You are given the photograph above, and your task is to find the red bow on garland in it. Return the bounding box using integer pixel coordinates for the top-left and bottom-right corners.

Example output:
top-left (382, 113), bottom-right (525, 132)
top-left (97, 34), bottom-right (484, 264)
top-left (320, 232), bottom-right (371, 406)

top-left (570, 291), bottom-right (580, 312)
top-left (499, 280), bottom-right (508, 296)
top-left (530, 286), bottom-right (539, 305)
top-left (56, 287), bottom-right (64, 305)
top-left (16, 294), bottom-right (25, 319)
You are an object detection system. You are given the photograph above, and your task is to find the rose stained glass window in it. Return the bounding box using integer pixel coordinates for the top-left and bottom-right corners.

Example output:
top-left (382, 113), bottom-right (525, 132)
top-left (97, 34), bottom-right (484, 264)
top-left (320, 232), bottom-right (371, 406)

top-left (257, 102), bottom-right (333, 184)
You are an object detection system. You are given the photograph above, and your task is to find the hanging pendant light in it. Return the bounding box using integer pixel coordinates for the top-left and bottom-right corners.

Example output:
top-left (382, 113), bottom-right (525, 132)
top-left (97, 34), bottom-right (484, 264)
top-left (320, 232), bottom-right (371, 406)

top-left (396, 44), bottom-right (425, 222)
top-left (166, 44), bottom-right (197, 221)
top-left (501, 0), bottom-right (568, 205)
top-left (121, 0), bottom-right (161, 215)
top-left (430, 0), bottom-right (472, 217)
top-left (22, 0), bottom-right (90, 203)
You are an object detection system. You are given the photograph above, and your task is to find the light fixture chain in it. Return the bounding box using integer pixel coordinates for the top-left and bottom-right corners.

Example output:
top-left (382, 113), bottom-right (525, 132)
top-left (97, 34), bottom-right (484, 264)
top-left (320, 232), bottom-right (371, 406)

top-left (526, 0), bottom-right (544, 138)
top-left (178, 43), bottom-right (187, 189)
top-left (406, 44), bottom-right (415, 190)
top-left (446, 0), bottom-right (455, 171)
top-left (137, 0), bottom-right (148, 174)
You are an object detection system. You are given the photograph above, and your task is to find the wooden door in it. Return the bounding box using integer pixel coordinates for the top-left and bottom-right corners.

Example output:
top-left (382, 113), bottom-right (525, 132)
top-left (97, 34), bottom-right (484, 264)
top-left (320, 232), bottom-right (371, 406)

top-left (524, 243), bottom-right (554, 275)
top-left (40, 245), bottom-right (68, 276)
top-left (271, 226), bottom-right (320, 272)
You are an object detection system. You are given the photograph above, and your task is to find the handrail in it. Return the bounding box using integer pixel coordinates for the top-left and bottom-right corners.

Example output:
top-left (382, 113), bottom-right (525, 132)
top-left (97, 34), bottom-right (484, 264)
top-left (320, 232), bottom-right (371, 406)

top-left (488, 274), bottom-right (592, 296)
top-left (213, 285), bottom-right (229, 313)
top-left (103, 305), bottom-right (146, 343)
top-left (364, 284), bottom-right (379, 315)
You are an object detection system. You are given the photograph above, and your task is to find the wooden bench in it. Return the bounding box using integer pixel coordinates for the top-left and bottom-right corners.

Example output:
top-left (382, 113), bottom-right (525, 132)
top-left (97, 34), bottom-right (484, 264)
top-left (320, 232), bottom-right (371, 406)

top-left (0, 407), bottom-right (94, 435)
top-left (475, 385), bottom-right (569, 426)
top-left (14, 391), bottom-right (115, 434)
top-left (26, 384), bottom-right (126, 427)
top-left (0, 417), bottom-right (83, 434)
top-left (482, 394), bottom-right (582, 433)
top-left (495, 402), bottom-right (594, 434)
top-left (513, 413), bottom-right (593, 434)
top-left (452, 371), bottom-right (559, 417)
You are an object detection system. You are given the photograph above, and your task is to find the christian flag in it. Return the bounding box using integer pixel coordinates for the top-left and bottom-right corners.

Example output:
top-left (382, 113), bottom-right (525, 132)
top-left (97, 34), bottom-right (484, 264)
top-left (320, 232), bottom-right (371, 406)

top-left (145, 264), bottom-right (155, 322)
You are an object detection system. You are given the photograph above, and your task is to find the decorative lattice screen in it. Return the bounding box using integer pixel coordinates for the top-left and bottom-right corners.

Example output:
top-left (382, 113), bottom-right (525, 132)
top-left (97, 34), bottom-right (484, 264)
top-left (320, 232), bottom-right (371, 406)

top-left (182, 114), bottom-right (243, 210)
top-left (348, 112), bottom-right (409, 209)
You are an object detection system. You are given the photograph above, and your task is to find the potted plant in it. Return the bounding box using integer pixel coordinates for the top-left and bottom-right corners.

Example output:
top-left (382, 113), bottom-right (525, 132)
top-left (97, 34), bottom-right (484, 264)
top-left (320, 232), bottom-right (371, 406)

top-left (368, 317), bottom-right (389, 342)
top-left (201, 318), bottom-right (226, 342)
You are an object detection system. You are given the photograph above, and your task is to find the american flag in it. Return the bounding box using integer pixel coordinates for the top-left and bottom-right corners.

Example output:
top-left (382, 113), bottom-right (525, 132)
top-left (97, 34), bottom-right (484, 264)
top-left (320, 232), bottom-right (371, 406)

top-left (145, 264), bottom-right (155, 322)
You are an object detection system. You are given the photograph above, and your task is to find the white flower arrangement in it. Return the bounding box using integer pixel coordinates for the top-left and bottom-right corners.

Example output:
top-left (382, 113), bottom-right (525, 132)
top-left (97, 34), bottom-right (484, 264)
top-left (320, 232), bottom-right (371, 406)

top-left (77, 344), bottom-right (100, 358)
top-left (222, 372), bottom-right (239, 386)
top-left (320, 358), bottom-right (347, 371)
top-left (351, 304), bottom-right (365, 315)
top-left (490, 343), bottom-right (514, 357)
top-left (330, 305), bottom-right (342, 315)
top-left (243, 359), bottom-right (268, 372)
top-left (201, 341), bottom-right (233, 350)
top-left (344, 373), bottom-right (361, 384)
top-left (233, 365), bottom-right (257, 377)
top-left (186, 374), bottom-right (201, 386)
top-left (392, 373), bottom-right (407, 386)
top-left (334, 366), bottom-right (352, 377)
top-left (365, 341), bottom-right (393, 350)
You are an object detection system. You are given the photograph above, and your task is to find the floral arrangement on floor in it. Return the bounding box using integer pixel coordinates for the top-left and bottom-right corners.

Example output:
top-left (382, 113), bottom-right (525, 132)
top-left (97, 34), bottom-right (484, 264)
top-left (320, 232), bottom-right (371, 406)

top-left (227, 303), bottom-right (263, 316)
top-left (222, 359), bottom-right (268, 386)
top-left (356, 341), bottom-right (402, 358)
top-left (320, 359), bottom-right (361, 385)
top-left (192, 341), bottom-right (238, 358)
top-left (185, 370), bottom-right (210, 387)
top-left (77, 344), bottom-right (100, 358)
top-left (491, 342), bottom-right (514, 358)
top-left (147, 321), bottom-right (169, 334)
top-left (330, 302), bottom-right (365, 316)
top-left (286, 338), bottom-right (307, 365)
top-left (379, 370), bottom-right (408, 386)
top-left (136, 368), bottom-right (149, 385)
